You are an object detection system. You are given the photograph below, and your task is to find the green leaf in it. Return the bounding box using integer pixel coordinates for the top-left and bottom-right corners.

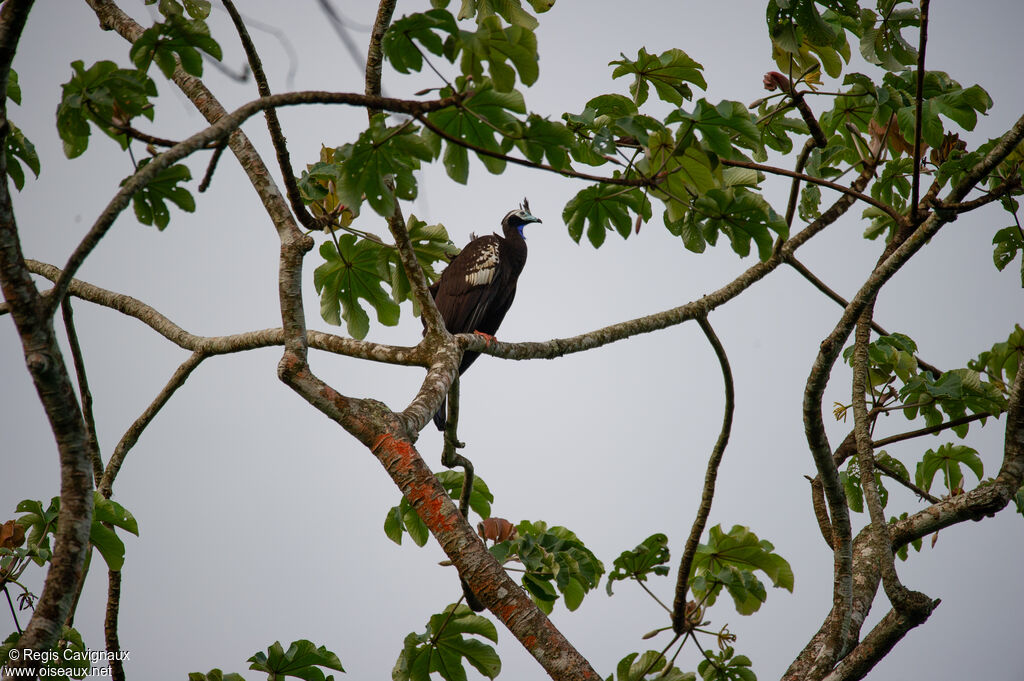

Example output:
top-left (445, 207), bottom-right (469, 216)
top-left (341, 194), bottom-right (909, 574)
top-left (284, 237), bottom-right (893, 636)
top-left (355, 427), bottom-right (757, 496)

top-left (563, 184), bottom-right (650, 248)
top-left (696, 646), bottom-right (757, 681)
top-left (57, 60), bottom-right (158, 158)
top-left (915, 443), bottom-right (984, 495)
top-left (6, 68), bottom-right (21, 104)
top-left (122, 159), bottom-right (195, 230)
top-left (90, 522), bottom-right (127, 571)
top-left (248, 640), bottom-right (345, 681)
top-left (968, 324), bottom-right (1022, 389)
top-left (188, 670), bottom-right (248, 681)
top-left (690, 188), bottom-right (787, 260)
top-left (4, 122), bottom-right (40, 191)
top-left (383, 496), bottom-right (430, 547)
top-left (459, 16), bottom-right (539, 92)
top-left (383, 10), bottom-right (458, 74)
top-left (426, 80), bottom-right (525, 181)
top-left (333, 117), bottom-right (432, 218)
top-left (457, 0), bottom-right (541, 29)
top-left (668, 99), bottom-right (763, 159)
top-left (992, 226), bottom-right (1024, 286)
top-left (614, 651), bottom-right (696, 681)
top-left (381, 215), bottom-right (460, 308)
top-left (435, 471), bottom-right (493, 519)
top-left (689, 525), bottom-right (793, 615)
top-left (92, 491), bottom-right (139, 536)
top-left (490, 520), bottom-right (604, 613)
top-left (640, 129), bottom-right (718, 228)
top-left (313, 236), bottom-right (401, 339)
top-left (393, 605), bottom-right (500, 681)
top-left (610, 47), bottom-right (705, 106)
top-left (129, 15), bottom-right (222, 78)
top-left (607, 533), bottom-right (670, 595)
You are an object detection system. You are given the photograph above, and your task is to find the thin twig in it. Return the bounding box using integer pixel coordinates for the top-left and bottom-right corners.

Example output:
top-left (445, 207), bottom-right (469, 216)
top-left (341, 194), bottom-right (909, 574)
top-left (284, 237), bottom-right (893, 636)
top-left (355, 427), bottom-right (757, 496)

top-left (910, 0), bottom-right (931, 222)
top-left (871, 412), bottom-right (991, 448)
top-left (197, 139), bottom-right (227, 193)
top-left (785, 255), bottom-right (942, 377)
top-left (98, 352), bottom-right (206, 498)
top-left (222, 0), bottom-right (320, 232)
top-left (61, 298), bottom-right (104, 484)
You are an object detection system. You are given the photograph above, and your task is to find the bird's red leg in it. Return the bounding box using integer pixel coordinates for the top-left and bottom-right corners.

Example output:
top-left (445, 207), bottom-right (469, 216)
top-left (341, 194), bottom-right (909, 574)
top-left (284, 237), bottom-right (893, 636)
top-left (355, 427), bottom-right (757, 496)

top-left (473, 330), bottom-right (497, 346)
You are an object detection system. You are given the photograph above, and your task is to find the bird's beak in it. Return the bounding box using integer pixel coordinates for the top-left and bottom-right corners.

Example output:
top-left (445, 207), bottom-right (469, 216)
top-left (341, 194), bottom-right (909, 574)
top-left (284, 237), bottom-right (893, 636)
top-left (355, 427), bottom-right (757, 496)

top-left (525, 213), bottom-right (542, 224)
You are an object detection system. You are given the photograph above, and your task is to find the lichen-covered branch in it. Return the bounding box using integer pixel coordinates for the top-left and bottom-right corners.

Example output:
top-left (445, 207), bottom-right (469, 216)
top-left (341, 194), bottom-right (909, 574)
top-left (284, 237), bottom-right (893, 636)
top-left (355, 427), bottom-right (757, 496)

top-left (0, 1), bottom-right (95, 673)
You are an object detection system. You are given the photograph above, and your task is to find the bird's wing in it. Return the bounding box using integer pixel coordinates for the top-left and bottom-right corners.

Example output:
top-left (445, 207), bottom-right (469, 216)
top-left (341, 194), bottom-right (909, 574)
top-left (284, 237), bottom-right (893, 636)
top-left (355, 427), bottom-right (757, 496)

top-left (432, 235), bottom-right (506, 334)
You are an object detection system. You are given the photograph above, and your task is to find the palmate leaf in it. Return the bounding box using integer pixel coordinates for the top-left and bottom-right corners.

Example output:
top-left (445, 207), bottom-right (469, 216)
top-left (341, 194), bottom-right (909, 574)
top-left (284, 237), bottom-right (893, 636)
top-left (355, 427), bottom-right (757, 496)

top-left (610, 47), bottom-right (705, 107)
top-left (57, 60), bottom-right (158, 157)
top-left (641, 129), bottom-right (718, 228)
top-left (614, 651), bottom-right (695, 681)
top-left (992, 226), bottom-right (1024, 286)
top-left (668, 99), bottom-right (764, 160)
top-left (459, 16), bottom-right (539, 92)
top-left (313, 237), bottom-right (400, 339)
top-left (17, 493), bottom-right (137, 571)
top-left (188, 670), bottom-right (247, 681)
top-left (383, 10), bottom-right (458, 74)
top-left (606, 533), bottom-right (670, 595)
top-left (123, 159), bottom-right (196, 230)
top-left (696, 646), bottom-right (756, 681)
top-left (767, 0), bottom-right (857, 79)
top-left (563, 184), bottom-right (650, 248)
top-left (248, 640), bottom-right (345, 681)
top-left (885, 71), bottom-right (992, 149)
top-left (969, 324), bottom-right (1023, 388)
top-left (512, 114), bottom-right (575, 170)
top-left (859, 2), bottom-right (919, 71)
top-left (129, 13), bottom-right (222, 78)
top-left (688, 524), bottom-right (793, 616)
top-left (915, 443), bottom-right (984, 495)
top-left (425, 80), bottom-right (525, 182)
top-left (456, 0), bottom-right (548, 29)
top-left (489, 520), bottom-right (604, 613)
top-left (393, 605), bottom-right (500, 681)
top-left (688, 187), bottom-right (787, 261)
top-left (381, 215), bottom-right (460, 309)
top-left (334, 116), bottom-right (434, 218)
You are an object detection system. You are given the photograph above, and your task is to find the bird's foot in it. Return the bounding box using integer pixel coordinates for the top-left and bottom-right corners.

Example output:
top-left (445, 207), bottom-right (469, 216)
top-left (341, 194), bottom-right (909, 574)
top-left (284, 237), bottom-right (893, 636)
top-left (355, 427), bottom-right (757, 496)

top-left (473, 331), bottom-right (497, 346)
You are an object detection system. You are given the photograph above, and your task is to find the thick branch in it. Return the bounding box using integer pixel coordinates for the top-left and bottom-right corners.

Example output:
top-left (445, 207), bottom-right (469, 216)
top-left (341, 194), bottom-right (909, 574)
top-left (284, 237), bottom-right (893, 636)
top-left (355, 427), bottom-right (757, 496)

top-left (0, 1), bottom-right (96, 673)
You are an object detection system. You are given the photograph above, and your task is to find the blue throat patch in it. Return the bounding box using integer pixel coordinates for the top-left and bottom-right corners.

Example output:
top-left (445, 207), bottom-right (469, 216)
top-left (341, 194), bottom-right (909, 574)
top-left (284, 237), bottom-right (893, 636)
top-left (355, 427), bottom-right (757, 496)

top-left (516, 223), bottom-right (526, 239)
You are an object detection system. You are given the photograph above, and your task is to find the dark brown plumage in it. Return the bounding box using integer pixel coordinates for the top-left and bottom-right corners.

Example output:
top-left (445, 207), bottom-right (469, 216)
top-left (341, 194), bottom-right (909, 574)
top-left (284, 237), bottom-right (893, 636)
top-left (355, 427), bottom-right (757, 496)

top-left (429, 199), bottom-right (542, 430)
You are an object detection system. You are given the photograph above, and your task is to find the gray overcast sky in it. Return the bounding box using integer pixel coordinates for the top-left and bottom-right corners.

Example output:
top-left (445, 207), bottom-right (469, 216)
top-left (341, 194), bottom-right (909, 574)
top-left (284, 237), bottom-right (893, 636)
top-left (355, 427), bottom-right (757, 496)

top-left (3, 1), bottom-right (1023, 680)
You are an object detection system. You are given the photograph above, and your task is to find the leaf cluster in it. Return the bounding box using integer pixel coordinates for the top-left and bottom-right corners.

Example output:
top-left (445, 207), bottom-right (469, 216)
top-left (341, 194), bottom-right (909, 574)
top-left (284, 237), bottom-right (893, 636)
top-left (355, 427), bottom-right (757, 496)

top-left (188, 639), bottom-right (344, 681)
top-left (606, 533), bottom-right (670, 595)
top-left (394, 604), bottom-right (500, 681)
top-left (489, 520), bottom-right (604, 613)
top-left (1, 626), bottom-right (90, 681)
top-left (313, 214), bottom-right (457, 340)
top-left (687, 525), bottom-right (794, 616)
top-left (610, 650), bottom-right (695, 681)
top-left (12, 493), bottom-right (138, 572)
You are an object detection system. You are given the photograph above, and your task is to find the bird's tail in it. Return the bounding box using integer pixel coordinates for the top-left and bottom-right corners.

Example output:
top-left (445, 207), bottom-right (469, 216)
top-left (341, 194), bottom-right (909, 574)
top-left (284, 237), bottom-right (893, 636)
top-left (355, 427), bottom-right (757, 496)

top-left (432, 396), bottom-right (447, 431)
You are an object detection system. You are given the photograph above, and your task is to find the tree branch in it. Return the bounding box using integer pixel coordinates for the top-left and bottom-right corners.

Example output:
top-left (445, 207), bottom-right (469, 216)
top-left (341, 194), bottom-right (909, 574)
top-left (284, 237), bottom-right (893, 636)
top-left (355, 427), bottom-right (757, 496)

top-left (97, 352), bottom-right (206, 499)
top-left (910, 0), bottom-right (931, 220)
top-left (61, 298), bottom-right (104, 484)
top-left (671, 315), bottom-right (734, 633)
top-left (221, 0), bottom-right (320, 232)
top-left (0, 1), bottom-right (96, 673)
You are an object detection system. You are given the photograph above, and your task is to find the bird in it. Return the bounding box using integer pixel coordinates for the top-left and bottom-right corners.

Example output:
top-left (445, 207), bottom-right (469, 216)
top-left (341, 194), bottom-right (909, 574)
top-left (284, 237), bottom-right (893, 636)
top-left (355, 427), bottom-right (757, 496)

top-left (427, 198), bottom-right (542, 430)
